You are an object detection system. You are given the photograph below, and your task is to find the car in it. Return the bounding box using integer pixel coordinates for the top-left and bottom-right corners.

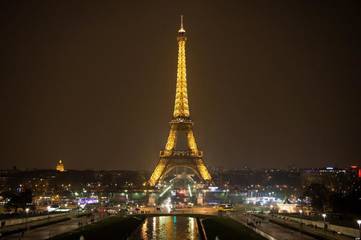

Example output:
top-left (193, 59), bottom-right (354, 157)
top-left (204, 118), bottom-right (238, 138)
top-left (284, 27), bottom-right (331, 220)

top-left (218, 204), bottom-right (234, 211)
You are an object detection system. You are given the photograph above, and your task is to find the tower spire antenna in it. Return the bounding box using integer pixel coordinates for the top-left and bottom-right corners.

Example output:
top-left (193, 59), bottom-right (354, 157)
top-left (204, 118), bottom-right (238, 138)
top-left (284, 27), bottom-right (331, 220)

top-left (179, 15), bottom-right (185, 33)
top-left (181, 15), bottom-right (183, 29)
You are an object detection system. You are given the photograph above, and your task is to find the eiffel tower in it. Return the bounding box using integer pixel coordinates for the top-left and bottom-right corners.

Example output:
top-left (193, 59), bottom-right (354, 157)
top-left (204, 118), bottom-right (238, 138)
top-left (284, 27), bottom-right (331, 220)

top-left (149, 16), bottom-right (212, 186)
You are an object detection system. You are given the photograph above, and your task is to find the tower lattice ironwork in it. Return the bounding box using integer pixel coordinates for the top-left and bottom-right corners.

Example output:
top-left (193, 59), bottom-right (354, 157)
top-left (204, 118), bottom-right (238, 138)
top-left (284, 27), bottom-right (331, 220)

top-left (149, 16), bottom-right (212, 186)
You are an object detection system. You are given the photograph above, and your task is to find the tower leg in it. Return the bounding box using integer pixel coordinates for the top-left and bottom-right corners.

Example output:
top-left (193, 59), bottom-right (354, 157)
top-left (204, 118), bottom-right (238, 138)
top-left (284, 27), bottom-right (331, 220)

top-left (149, 159), bottom-right (168, 186)
top-left (196, 159), bottom-right (212, 181)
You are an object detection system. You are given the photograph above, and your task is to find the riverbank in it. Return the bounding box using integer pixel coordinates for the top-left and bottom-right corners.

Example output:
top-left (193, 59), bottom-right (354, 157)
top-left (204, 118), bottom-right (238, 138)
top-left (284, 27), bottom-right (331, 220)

top-left (50, 215), bottom-right (145, 240)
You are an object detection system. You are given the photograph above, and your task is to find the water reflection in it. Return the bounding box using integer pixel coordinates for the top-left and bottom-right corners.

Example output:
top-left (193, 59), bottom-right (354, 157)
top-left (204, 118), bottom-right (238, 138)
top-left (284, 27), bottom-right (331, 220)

top-left (129, 216), bottom-right (199, 240)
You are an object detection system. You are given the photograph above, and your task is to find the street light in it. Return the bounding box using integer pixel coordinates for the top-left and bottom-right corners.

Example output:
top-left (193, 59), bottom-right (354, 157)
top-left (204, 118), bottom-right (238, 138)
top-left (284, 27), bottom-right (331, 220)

top-left (322, 213), bottom-right (327, 230)
top-left (357, 220), bottom-right (361, 239)
top-left (25, 208), bottom-right (30, 231)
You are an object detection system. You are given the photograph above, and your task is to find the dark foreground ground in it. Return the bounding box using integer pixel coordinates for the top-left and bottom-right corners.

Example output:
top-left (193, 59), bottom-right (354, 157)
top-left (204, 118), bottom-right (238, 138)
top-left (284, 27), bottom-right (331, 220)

top-left (202, 216), bottom-right (267, 240)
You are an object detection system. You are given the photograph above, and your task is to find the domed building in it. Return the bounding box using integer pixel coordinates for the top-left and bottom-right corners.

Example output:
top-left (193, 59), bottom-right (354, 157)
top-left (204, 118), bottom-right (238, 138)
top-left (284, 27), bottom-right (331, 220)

top-left (56, 160), bottom-right (65, 172)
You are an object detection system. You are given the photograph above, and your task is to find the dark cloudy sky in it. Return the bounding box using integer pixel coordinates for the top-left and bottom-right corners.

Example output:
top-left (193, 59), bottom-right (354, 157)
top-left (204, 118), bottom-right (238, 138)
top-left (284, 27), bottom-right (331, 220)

top-left (1, 1), bottom-right (360, 170)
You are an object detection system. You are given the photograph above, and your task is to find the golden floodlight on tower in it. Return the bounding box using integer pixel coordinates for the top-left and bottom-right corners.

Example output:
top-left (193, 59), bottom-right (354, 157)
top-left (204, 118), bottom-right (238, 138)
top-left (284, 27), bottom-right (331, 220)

top-left (149, 16), bottom-right (212, 186)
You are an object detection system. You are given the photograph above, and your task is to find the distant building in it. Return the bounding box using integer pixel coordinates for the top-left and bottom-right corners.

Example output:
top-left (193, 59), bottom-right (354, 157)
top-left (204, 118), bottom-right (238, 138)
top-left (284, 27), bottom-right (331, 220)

top-left (301, 166), bottom-right (359, 193)
top-left (276, 203), bottom-right (298, 213)
top-left (56, 160), bottom-right (65, 172)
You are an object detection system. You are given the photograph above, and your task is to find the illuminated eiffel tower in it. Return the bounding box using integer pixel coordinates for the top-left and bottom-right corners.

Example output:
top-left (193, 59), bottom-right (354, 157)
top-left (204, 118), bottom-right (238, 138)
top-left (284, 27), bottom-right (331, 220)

top-left (149, 16), bottom-right (212, 186)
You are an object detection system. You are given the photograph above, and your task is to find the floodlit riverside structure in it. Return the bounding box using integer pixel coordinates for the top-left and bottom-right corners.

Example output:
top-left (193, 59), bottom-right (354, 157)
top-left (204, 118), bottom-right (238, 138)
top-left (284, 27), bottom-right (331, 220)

top-left (149, 16), bottom-right (212, 186)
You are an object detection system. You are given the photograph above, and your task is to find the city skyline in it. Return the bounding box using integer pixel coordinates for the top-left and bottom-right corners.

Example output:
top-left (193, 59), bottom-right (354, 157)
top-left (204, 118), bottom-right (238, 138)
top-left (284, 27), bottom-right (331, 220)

top-left (1, 1), bottom-right (360, 170)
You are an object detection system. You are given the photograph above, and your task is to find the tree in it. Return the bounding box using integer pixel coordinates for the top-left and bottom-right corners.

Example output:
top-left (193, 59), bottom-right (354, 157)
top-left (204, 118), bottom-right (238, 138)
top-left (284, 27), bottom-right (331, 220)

top-left (303, 183), bottom-right (330, 211)
top-left (3, 189), bottom-right (32, 212)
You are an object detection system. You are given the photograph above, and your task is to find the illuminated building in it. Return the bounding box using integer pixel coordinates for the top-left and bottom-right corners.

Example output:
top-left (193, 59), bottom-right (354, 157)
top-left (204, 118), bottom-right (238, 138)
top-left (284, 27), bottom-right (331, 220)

top-left (276, 202), bottom-right (298, 213)
top-left (148, 16), bottom-right (212, 186)
top-left (56, 160), bottom-right (65, 172)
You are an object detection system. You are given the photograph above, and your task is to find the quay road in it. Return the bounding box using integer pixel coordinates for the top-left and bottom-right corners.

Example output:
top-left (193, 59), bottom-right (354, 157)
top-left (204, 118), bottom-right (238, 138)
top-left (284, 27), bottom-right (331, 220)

top-left (1, 212), bottom-right (103, 240)
top-left (264, 214), bottom-right (353, 240)
top-left (229, 212), bottom-right (353, 240)
top-left (230, 212), bottom-right (318, 240)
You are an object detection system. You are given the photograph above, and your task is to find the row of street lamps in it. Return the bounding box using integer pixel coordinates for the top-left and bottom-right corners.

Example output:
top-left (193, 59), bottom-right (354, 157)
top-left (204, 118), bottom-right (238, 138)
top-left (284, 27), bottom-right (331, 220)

top-left (323, 214), bottom-right (361, 239)
top-left (298, 211), bottom-right (361, 238)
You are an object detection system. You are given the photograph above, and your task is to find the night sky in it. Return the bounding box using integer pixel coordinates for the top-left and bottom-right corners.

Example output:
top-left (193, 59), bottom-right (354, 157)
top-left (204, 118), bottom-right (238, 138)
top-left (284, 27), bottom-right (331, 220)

top-left (1, 1), bottom-right (360, 170)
